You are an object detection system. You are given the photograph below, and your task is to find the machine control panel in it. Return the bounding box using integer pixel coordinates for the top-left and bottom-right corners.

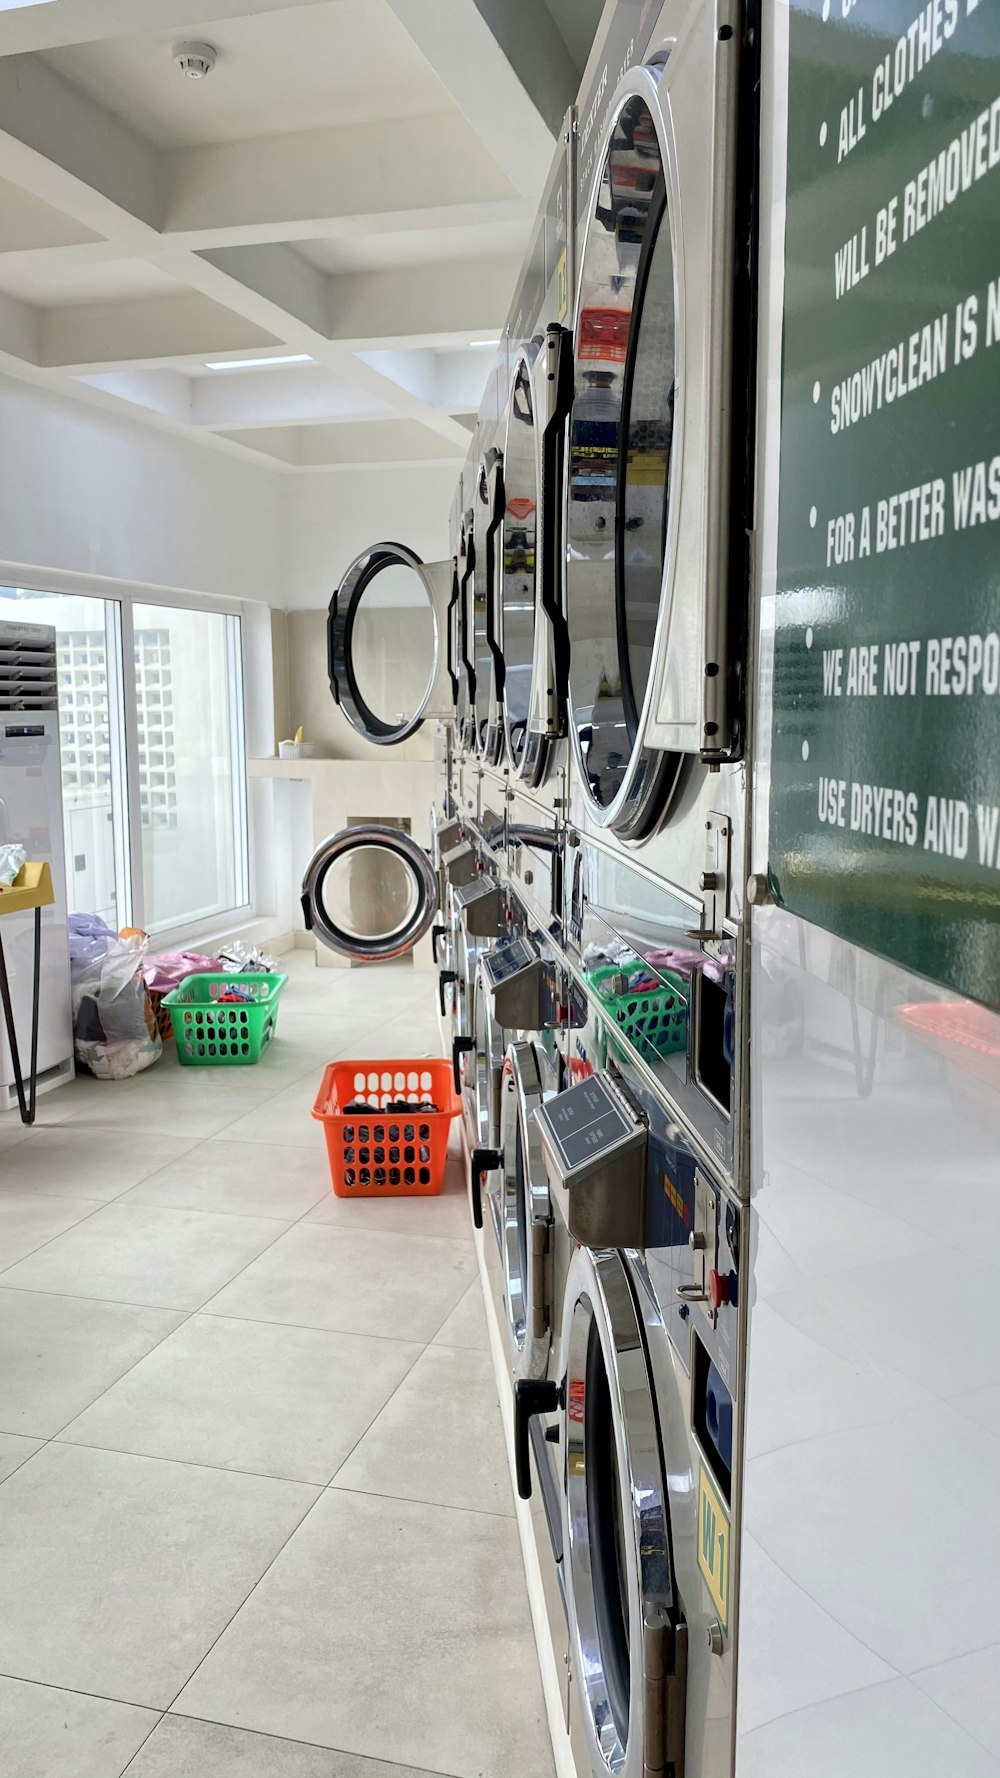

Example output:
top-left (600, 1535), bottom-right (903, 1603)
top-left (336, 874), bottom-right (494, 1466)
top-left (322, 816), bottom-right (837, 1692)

top-left (535, 1071), bottom-right (647, 1249)
top-left (484, 936), bottom-right (534, 985)
top-left (483, 937), bottom-right (546, 1030)
top-left (453, 879), bottom-right (503, 938)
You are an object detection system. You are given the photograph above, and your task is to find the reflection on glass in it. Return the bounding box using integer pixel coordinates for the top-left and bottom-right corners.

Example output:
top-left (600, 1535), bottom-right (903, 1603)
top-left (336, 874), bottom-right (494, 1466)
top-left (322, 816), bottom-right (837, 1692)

top-left (133, 603), bottom-right (245, 933)
top-left (566, 94), bottom-right (675, 814)
top-left (351, 562), bottom-right (435, 731)
top-left (321, 845), bottom-right (418, 942)
top-left (502, 362), bottom-right (537, 764)
top-left (473, 468), bottom-right (493, 748)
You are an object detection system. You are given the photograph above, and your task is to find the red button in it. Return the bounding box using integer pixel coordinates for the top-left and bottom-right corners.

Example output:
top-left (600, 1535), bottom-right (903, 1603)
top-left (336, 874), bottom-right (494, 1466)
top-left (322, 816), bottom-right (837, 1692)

top-left (709, 1269), bottom-right (730, 1310)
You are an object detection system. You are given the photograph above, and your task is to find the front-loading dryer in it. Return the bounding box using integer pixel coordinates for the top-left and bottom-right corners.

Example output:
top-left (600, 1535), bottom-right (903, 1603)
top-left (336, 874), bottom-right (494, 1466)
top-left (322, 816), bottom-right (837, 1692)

top-left (565, 0), bottom-right (743, 843)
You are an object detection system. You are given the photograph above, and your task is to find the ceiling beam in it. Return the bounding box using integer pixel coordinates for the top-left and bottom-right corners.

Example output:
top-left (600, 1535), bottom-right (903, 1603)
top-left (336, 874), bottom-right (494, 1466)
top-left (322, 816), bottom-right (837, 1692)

top-left (0, 54), bottom-right (162, 232)
top-left (385, 0), bottom-right (560, 199)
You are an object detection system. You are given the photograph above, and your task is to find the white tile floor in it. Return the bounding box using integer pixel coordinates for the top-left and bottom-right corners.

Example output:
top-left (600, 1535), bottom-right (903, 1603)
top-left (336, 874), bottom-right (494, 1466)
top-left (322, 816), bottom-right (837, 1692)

top-left (0, 955), bottom-right (554, 1778)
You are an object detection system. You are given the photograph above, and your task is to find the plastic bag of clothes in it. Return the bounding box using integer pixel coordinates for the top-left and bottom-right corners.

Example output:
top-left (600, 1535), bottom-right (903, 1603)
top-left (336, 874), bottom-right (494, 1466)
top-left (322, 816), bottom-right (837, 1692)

top-left (68, 914), bottom-right (161, 1079)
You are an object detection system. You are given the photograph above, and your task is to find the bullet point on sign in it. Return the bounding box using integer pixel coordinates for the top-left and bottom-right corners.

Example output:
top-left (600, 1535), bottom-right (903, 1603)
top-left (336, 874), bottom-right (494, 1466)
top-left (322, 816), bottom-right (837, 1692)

top-left (805, 627), bottom-right (813, 648)
top-left (819, 121), bottom-right (828, 147)
top-left (802, 741), bottom-right (810, 762)
top-left (809, 506), bottom-right (818, 528)
top-left (813, 381), bottom-right (821, 404)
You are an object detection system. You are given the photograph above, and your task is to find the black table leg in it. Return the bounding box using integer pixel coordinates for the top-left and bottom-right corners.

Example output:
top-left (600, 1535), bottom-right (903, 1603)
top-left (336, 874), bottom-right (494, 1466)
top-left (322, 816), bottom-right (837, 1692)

top-left (0, 911), bottom-right (41, 1127)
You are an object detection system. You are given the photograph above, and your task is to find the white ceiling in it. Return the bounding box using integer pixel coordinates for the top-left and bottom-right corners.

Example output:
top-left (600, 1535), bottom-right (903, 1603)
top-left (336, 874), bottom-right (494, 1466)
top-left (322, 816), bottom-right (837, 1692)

top-left (0, 0), bottom-right (586, 472)
top-left (41, 2), bottom-right (455, 149)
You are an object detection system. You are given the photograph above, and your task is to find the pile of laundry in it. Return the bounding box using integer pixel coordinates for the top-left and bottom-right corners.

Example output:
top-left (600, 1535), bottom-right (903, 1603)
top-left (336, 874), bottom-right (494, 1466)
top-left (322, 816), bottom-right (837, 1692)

top-left (68, 915), bottom-right (279, 1079)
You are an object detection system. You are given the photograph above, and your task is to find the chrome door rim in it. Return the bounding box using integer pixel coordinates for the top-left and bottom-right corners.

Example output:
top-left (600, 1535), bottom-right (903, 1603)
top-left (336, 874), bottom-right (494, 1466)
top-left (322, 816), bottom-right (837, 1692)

top-left (562, 1244), bottom-right (676, 1776)
top-left (499, 1040), bottom-right (551, 1383)
top-left (473, 956), bottom-right (506, 1151)
top-left (500, 347), bottom-right (554, 788)
top-left (302, 825), bottom-right (438, 962)
top-left (565, 61), bottom-right (686, 840)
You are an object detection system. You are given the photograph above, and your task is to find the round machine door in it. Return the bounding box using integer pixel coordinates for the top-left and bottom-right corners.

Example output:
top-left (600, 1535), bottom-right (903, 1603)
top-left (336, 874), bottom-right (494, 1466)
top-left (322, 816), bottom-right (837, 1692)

top-left (566, 23), bottom-right (739, 839)
top-left (473, 450), bottom-right (505, 764)
top-left (328, 543), bottom-right (457, 746)
top-left (302, 825), bottom-right (439, 962)
top-left (502, 332), bottom-right (573, 787)
top-left (472, 953), bottom-right (506, 1154)
top-left (562, 1244), bottom-right (685, 1777)
top-left (456, 516), bottom-right (477, 751)
top-left (498, 1040), bottom-right (552, 1383)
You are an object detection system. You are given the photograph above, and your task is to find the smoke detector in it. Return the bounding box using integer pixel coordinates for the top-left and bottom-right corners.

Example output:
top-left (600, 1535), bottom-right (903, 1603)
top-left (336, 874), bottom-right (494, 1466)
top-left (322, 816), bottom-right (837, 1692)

top-left (173, 41), bottom-right (217, 79)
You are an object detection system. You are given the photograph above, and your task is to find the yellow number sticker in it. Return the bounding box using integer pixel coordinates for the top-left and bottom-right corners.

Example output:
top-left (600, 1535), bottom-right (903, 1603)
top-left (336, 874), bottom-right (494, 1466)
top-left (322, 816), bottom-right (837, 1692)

top-left (697, 1466), bottom-right (731, 1636)
top-left (556, 249), bottom-right (569, 322)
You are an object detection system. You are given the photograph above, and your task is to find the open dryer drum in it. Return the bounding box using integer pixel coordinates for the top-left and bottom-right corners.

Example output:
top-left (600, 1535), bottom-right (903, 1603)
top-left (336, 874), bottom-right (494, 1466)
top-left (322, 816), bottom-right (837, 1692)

top-left (301, 825), bottom-right (439, 963)
top-left (566, 4), bottom-right (739, 838)
top-left (327, 543), bottom-right (457, 746)
top-left (501, 328), bottom-right (573, 788)
top-left (562, 1244), bottom-right (687, 1777)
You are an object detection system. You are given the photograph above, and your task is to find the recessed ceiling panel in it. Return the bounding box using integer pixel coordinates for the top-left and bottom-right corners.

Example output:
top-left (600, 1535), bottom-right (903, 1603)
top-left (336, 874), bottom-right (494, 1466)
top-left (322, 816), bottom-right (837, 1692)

top-left (0, 256), bottom-right (181, 307)
top-left (294, 219), bottom-right (532, 277)
top-left (41, 0), bottom-right (456, 150)
top-left (0, 176), bottom-right (102, 252)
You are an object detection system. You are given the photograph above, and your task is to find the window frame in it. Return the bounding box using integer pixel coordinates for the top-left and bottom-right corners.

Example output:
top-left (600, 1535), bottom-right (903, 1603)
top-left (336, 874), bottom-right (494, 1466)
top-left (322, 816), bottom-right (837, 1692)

top-left (0, 564), bottom-right (255, 949)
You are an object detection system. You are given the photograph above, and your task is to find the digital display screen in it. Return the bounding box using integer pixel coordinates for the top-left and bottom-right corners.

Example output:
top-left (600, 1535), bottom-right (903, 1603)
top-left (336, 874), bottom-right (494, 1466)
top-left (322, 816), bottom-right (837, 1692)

top-left (485, 938), bottom-right (533, 985)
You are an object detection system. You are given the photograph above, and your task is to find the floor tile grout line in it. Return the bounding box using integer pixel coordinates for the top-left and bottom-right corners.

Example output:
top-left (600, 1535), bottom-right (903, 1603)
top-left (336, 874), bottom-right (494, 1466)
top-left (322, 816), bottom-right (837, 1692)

top-left (157, 1479), bottom-right (330, 1721)
top-left (0, 1666), bottom-right (165, 1717)
top-left (0, 1195), bottom-right (116, 1279)
top-left (116, 1708), bottom-right (166, 1778)
top-left (41, 1433), bottom-right (327, 1491)
top-left (324, 1478), bottom-right (517, 1525)
top-left (133, 1708), bottom-right (477, 1778)
top-left (0, 1281), bottom-right (473, 1347)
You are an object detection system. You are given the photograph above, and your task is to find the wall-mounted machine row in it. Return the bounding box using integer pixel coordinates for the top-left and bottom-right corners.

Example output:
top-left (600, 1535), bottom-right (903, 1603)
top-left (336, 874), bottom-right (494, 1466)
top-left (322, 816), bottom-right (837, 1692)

top-left (305, 1), bottom-right (1000, 1775)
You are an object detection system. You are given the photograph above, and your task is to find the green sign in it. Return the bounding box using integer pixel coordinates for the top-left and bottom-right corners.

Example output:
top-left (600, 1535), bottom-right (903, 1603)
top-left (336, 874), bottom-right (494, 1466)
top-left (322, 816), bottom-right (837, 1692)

top-left (771, 0), bottom-right (1000, 1008)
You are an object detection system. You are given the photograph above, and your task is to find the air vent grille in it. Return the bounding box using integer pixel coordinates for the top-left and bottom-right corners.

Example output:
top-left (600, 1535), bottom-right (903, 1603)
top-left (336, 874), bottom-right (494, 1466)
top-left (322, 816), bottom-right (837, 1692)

top-left (0, 621), bottom-right (58, 712)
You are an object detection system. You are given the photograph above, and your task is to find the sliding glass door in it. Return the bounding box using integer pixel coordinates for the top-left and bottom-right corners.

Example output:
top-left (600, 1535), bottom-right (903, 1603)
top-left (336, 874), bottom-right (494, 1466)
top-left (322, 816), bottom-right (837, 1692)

top-left (131, 603), bottom-right (249, 934)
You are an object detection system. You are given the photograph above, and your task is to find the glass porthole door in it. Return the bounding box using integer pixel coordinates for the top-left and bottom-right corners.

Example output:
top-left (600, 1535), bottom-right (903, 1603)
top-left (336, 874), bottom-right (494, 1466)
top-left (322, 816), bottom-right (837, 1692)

top-left (301, 825), bottom-right (439, 963)
top-left (566, 14), bottom-right (740, 838)
top-left (501, 327), bottom-right (573, 788)
top-left (562, 1244), bottom-right (687, 1777)
top-left (474, 449), bottom-right (506, 765)
top-left (328, 543), bottom-right (457, 745)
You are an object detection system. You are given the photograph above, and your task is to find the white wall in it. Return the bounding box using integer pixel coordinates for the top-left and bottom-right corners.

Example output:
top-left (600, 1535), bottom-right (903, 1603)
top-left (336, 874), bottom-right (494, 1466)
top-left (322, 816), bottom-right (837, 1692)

top-left (282, 463), bottom-right (460, 608)
top-left (0, 375), bottom-right (281, 605)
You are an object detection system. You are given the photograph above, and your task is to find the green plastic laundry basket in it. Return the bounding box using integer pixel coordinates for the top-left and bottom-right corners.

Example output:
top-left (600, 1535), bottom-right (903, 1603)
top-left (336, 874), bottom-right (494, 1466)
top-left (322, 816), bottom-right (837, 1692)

top-left (587, 962), bottom-right (688, 1063)
top-left (162, 971), bottom-right (288, 1066)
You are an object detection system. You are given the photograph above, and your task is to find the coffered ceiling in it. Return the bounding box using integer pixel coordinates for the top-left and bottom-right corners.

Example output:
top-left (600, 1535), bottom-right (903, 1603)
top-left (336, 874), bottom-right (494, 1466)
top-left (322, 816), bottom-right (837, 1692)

top-left (0, 0), bottom-right (602, 472)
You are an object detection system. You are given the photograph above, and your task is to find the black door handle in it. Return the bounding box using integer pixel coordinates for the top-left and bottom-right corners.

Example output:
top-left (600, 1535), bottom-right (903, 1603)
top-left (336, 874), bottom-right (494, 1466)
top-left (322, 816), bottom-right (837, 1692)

top-left (452, 1035), bottom-right (475, 1094)
top-left (438, 970), bottom-right (457, 1017)
top-left (468, 1146), bottom-right (501, 1231)
top-left (431, 924), bottom-right (448, 964)
top-left (514, 1378), bottom-right (563, 1500)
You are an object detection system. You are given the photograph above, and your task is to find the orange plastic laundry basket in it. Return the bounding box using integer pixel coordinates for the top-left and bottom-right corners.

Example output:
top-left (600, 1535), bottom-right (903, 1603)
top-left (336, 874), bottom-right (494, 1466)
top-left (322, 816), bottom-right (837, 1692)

top-left (312, 1058), bottom-right (460, 1198)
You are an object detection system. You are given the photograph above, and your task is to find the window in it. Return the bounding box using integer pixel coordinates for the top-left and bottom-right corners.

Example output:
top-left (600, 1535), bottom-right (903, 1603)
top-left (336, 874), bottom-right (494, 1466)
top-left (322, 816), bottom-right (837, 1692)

top-left (132, 603), bottom-right (248, 934)
top-left (0, 585), bottom-right (249, 941)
